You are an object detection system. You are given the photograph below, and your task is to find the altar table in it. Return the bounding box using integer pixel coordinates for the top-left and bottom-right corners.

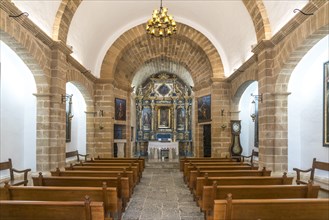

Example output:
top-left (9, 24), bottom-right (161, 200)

top-left (148, 141), bottom-right (179, 156)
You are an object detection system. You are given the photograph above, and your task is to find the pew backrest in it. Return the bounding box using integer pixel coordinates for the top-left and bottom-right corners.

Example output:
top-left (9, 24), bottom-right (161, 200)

top-left (66, 150), bottom-right (89, 162)
top-left (0, 183), bottom-right (120, 219)
top-left (213, 196), bottom-right (329, 220)
top-left (0, 197), bottom-right (104, 220)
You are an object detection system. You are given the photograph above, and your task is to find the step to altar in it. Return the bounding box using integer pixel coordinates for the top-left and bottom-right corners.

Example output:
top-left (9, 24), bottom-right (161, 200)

top-left (145, 158), bottom-right (180, 169)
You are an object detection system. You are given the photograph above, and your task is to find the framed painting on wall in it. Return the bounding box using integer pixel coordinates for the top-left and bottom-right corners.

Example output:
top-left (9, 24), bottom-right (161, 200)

top-left (158, 107), bottom-right (171, 129)
top-left (142, 107), bottom-right (151, 130)
top-left (197, 95), bottom-right (211, 123)
top-left (323, 61), bottom-right (329, 146)
top-left (115, 98), bottom-right (126, 120)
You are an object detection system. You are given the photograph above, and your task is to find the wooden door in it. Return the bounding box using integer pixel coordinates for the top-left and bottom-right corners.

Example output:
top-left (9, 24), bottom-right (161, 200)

top-left (203, 124), bottom-right (211, 157)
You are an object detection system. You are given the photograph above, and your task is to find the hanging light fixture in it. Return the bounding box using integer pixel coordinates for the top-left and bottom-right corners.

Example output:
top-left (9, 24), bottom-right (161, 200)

top-left (146, 0), bottom-right (177, 37)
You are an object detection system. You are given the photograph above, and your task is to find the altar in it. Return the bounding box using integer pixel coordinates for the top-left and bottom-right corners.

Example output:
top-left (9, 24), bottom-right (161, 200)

top-left (148, 141), bottom-right (179, 159)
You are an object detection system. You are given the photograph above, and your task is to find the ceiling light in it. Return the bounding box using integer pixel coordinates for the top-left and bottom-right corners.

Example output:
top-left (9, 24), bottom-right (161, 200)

top-left (146, 0), bottom-right (177, 37)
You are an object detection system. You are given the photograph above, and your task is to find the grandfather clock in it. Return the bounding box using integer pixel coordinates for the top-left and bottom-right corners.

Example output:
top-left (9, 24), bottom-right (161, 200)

top-left (230, 120), bottom-right (243, 156)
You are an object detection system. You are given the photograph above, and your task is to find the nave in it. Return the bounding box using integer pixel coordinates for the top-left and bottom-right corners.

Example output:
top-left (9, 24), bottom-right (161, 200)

top-left (122, 160), bottom-right (203, 220)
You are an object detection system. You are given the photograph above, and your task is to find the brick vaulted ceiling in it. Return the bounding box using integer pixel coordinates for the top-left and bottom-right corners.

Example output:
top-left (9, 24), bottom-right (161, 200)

top-left (11, 0), bottom-right (309, 90)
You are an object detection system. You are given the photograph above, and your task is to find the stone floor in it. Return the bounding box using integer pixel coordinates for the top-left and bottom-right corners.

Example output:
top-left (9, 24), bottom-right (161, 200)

top-left (122, 160), bottom-right (204, 220)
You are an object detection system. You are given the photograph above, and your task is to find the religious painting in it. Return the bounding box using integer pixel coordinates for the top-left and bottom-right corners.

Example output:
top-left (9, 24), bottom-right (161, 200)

top-left (323, 61), bottom-right (329, 146)
top-left (65, 94), bottom-right (73, 143)
top-left (115, 98), bottom-right (126, 120)
top-left (142, 107), bottom-right (151, 130)
top-left (158, 107), bottom-right (171, 129)
top-left (197, 95), bottom-right (211, 123)
top-left (177, 107), bottom-right (185, 130)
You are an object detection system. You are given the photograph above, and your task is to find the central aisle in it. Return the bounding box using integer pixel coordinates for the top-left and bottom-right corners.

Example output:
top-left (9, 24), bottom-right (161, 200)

top-left (122, 160), bottom-right (204, 220)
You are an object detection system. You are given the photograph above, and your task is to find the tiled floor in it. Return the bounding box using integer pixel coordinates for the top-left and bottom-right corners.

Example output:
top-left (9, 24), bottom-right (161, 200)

top-left (122, 161), bottom-right (204, 220)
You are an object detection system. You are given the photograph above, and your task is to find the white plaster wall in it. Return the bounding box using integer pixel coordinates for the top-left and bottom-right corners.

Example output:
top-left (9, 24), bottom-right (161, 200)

top-left (66, 83), bottom-right (86, 155)
top-left (239, 82), bottom-right (258, 156)
top-left (288, 35), bottom-right (329, 176)
top-left (0, 41), bottom-right (37, 175)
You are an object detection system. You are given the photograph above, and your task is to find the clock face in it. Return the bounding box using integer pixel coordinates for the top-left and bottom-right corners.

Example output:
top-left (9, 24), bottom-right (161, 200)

top-left (232, 122), bottom-right (240, 132)
top-left (233, 146), bottom-right (240, 154)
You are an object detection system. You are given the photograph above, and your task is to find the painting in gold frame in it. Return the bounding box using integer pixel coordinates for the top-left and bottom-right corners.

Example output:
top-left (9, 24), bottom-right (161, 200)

top-left (158, 107), bottom-right (171, 129)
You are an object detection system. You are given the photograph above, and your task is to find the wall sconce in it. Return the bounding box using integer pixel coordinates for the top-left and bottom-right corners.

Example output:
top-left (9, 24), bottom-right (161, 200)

top-left (98, 110), bottom-right (104, 130)
top-left (61, 94), bottom-right (73, 103)
top-left (250, 93), bottom-right (262, 122)
top-left (221, 109), bottom-right (227, 129)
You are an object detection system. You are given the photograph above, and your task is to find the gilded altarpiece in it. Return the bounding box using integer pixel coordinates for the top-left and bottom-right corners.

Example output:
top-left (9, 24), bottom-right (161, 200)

top-left (135, 73), bottom-right (192, 156)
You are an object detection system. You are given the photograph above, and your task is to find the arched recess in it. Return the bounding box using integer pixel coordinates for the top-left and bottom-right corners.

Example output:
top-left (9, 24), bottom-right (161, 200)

top-left (100, 23), bottom-right (223, 90)
top-left (0, 33), bottom-right (50, 172)
top-left (66, 69), bottom-right (95, 156)
top-left (273, 3), bottom-right (329, 172)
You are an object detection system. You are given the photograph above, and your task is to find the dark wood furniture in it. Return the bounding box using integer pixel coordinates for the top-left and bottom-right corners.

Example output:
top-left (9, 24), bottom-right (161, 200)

top-left (293, 158), bottom-right (329, 192)
top-left (0, 158), bottom-right (31, 186)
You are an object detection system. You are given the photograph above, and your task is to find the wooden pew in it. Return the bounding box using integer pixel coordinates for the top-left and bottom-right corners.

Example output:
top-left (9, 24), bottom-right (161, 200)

top-left (203, 181), bottom-right (320, 220)
top-left (293, 157), bottom-right (329, 192)
top-left (188, 166), bottom-right (261, 190)
top-left (183, 161), bottom-right (250, 182)
top-left (66, 164), bottom-right (139, 184)
top-left (92, 156), bottom-right (145, 172)
top-left (179, 157), bottom-right (239, 171)
top-left (66, 150), bottom-right (89, 162)
top-left (51, 168), bottom-right (135, 195)
top-left (0, 182), bottom-right (120, 220)
top-left (0, 196), bottom-right (106, 220)
top-left (185, 164), bottom-right (255, 184)
top-left (32, 172), bottom-right (130, 209)
top-left (194, 172), bottom-right (293, 204)
top-left (0, 158), bottom-right (31, 186)
top-left (213, 195), bottom-right (329, 220)
top-left (78, 162), bottom-right (142, 181)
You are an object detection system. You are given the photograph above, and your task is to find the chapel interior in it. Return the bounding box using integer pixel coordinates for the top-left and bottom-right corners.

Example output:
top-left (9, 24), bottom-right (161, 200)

top-left (0, 0), bottom-right (329, 219)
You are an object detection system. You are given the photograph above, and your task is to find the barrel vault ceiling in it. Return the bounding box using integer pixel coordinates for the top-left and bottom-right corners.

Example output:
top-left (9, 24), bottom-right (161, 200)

top-left (11, 0), bottom-right (309, 90)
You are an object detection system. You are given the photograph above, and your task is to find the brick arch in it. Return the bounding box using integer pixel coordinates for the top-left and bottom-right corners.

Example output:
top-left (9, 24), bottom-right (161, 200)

top-left (66, 69), bottom-right (94, 107)
top-left (274, 4), bottom-right (329, 93)
top-left (100, 23), bottom-right (223, 90)
top-left (53, 0), bottom-right (82, 42)
top-left (242, 0), bottom-right (271, 41)
top-left (232, 80), bottom-right (258, 111)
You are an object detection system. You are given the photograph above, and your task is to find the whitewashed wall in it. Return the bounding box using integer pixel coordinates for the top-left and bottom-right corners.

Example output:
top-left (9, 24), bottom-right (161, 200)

top-left (0, 41), bottom-right (37, 174)
top-left (239, 82), bottom-right (258, 156)
top-left (288, 35), bottom-right (329, 176)
top-left (66, 83), bottom-right (86, 155)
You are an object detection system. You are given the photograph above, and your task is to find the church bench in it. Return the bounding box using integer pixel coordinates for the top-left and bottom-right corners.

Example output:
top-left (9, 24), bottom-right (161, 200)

top-left (66, 150), bottom-right (89, 162)
top-left (93, 156), bottom-right (145, 171)
top-left (66, 164), bottom-right (139, 184)
top-left (204, 182), bottom-right (320, 220)
top-left (179, 157), bottom-right (239, 171)
top-left (0, 196), bottom-right (106, 220)
top-left (79, 161), bottom-right (142, 180)
top-left (188, 168), bottom-right (271, 191)
top-left (0, 182), bottom-right (120, 220)
top-left (213, 196), bottom-right (329, 220)
top-left (51, 168), bottom-right (135, 194)
top-left (293, 158), bottom-right (329, 192)
top-left (187, 166), bottom-right (259, 190)
top-left (0, 158), bottom-right (31, 186)
top-left (32, 172), bottom-right (131, 209)
top-left (194, 172), bottom-right (293, 203)
top-left (184, 163), bottom-right (253, 183)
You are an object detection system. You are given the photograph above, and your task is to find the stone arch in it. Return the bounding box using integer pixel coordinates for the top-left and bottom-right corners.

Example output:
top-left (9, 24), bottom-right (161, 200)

top-left (275, 4), bottom-right (329, 93)
top-left (100, 23), bottom-right (223, 90)
top-left (242, 0), bottom-right (271, 41)
top-left (53, 0), bottom-right (82, 42)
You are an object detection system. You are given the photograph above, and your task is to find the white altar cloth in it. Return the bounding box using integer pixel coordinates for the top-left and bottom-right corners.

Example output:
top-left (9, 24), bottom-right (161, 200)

top-left (148, 141), bottom-right (179, 156)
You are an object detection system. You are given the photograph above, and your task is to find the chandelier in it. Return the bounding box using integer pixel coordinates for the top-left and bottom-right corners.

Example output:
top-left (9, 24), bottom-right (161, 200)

top-left (146, 0), bottom-right (177, 37)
